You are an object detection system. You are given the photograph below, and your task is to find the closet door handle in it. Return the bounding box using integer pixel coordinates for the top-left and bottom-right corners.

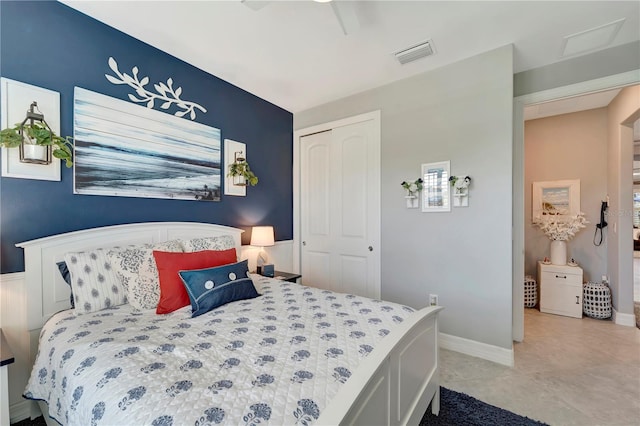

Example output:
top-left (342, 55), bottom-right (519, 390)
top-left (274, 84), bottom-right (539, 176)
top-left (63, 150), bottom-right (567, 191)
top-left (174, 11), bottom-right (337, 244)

top-left (575, 296), bottom-right (580, 304)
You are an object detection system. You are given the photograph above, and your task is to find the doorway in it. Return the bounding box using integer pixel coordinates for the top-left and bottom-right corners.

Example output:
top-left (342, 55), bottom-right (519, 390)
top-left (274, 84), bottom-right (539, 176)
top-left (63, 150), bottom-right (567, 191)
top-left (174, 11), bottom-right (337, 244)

top-left (513, 72), bottom-right (640, 341)
top-left (632, 120), bottom-right (640, 327)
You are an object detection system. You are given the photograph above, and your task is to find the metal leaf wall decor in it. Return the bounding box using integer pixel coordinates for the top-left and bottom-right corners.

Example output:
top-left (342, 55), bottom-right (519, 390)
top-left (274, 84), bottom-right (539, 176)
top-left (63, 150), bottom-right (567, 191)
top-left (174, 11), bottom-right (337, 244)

top-left (105, 57), bottom-right (206, 120)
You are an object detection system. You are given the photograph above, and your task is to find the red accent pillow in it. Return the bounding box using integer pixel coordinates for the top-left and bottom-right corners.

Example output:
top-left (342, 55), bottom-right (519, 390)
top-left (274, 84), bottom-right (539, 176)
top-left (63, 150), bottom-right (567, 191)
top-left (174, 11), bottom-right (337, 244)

top-left (153, 249), bottom-right (237, 314)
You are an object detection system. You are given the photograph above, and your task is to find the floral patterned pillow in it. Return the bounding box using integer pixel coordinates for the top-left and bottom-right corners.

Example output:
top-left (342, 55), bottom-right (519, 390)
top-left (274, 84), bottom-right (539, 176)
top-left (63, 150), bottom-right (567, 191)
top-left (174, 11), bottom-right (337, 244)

top-left (181, 235), bottom-right (236, 253)
top-left (107, 240), bottom-right (183, 310)
top-left (64, 249), bottom-right (127, 315)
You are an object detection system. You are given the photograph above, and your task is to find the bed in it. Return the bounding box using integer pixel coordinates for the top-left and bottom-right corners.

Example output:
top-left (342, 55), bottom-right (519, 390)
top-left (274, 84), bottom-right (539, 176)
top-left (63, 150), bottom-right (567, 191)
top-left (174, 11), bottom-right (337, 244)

top-left (18, 222), bottom-right (442, 425)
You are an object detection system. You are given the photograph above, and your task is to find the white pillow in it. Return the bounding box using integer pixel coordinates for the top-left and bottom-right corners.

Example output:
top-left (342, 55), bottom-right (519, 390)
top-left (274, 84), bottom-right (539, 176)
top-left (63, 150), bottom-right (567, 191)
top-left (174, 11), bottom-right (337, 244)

top-left (64, 249), bottom-right (127, 315)
top-left (181, 235), bottom-right (236, 252)
top-left (107, 240), bottom-right (183, 310)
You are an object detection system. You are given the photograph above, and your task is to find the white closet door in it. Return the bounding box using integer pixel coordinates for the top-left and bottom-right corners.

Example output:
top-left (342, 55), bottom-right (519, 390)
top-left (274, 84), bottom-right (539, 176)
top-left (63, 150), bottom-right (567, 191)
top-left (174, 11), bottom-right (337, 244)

top-left (300, 130), bottom-right (335, 291)
top-left (300, 118), bottom-right (380, 299)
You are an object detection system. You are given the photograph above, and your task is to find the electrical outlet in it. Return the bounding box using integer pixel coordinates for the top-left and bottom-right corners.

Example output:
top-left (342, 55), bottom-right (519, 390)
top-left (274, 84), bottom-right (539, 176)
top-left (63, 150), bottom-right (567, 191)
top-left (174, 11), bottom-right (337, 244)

top-left (429, 294), bottom-right (438, 306)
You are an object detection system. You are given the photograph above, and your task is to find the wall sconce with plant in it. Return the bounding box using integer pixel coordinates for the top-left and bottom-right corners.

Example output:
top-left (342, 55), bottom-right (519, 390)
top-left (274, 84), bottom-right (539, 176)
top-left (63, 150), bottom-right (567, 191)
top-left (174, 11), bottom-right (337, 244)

top-left (449, 175), bottom-right (472, 207)
top-left (0, 102), bottom-right (73, 167)
top-left (227, 151), bottom-right (258, 187)
top-left (401, 178), bottom-right (423, 208)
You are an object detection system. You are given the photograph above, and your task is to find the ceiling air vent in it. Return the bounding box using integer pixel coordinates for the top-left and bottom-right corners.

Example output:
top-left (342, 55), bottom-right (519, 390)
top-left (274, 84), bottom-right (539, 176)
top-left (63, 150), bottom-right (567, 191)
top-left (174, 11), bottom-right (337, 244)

top-left (394, 40), bottom-right (435, 65)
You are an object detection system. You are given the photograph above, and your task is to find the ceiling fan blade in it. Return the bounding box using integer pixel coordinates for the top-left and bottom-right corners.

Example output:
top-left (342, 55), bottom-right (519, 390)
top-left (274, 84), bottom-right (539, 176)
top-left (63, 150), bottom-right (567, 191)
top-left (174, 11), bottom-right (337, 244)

top-left (241, 0), bottom-right (271, 11)
top-left (330, 1), bottom-right (360, 35)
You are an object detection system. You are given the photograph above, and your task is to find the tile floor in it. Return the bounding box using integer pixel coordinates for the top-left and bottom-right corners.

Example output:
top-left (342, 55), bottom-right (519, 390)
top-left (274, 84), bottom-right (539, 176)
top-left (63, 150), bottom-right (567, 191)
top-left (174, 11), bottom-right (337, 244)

top-left (440, 309), bottom-right (640, 426)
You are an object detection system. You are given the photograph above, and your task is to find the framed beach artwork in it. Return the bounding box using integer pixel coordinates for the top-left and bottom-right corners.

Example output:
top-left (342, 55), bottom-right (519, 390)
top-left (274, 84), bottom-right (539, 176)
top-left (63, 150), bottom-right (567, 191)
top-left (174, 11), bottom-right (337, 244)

top-left (73, 87), bottom-right (221, 201)
top-left (422, 160), bottom-right (451, 212)
top-left (532, 179), bottom-right (580, 220)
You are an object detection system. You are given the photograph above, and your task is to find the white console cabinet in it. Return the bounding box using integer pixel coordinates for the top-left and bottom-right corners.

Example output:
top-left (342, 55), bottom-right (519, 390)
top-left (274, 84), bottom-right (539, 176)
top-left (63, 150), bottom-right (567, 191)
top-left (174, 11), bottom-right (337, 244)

top-left (538, 261), bottom-right (583, 318)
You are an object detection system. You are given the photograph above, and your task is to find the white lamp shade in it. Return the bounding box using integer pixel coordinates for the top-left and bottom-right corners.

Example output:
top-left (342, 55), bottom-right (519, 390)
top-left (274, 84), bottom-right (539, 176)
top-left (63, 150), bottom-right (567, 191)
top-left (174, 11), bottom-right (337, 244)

top-left (251, 226), bottom-right (275, 247)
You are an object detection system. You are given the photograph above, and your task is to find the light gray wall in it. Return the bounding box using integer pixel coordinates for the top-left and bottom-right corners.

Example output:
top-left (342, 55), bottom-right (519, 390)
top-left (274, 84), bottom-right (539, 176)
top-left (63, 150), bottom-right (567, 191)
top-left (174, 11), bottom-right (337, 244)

top-left (295, 45), bottom-right (514, 349)
top-left (514, 41), bottom-right (640, 97)
top-left (524, 108), bottom-right (609, 283)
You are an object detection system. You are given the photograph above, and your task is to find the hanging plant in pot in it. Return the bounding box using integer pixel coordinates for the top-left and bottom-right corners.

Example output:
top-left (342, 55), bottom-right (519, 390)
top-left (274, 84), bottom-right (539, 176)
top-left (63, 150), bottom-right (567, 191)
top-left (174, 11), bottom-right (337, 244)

top-left (0, 102), bottom-right (73, 167)
top-left (228, 154), bottom-right (258, 187)
top-left (533, 211), bottom-right (588, 265)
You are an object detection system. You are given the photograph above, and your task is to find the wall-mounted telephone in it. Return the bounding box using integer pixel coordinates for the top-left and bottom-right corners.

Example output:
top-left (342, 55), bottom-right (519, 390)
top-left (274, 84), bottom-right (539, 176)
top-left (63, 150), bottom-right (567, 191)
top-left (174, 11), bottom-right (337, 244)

top-left (594, 201), bottom-right (607, 246)
top-left (596, 201), bottom-right (608, 229)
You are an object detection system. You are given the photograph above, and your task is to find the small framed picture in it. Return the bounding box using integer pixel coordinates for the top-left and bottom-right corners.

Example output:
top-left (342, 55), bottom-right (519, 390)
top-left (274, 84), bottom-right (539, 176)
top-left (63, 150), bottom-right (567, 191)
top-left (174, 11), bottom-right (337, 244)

top-left (532, 179), bottom-right (580, 221)
top-left (422, 161), bottom-right (451, 212)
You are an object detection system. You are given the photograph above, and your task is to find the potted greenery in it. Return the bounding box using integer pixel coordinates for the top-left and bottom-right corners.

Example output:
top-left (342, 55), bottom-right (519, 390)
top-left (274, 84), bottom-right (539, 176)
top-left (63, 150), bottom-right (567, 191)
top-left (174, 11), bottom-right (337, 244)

top-left (1, 121), bottom-right (73, 167)
top-left (228, 156), bottom-right (258, 186)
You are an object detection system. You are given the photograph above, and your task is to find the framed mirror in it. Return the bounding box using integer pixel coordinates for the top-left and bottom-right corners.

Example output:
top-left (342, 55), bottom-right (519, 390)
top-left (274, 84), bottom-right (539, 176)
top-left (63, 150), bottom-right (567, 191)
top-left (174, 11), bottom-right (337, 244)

top-left (422, 160), bottom-right (450, 212)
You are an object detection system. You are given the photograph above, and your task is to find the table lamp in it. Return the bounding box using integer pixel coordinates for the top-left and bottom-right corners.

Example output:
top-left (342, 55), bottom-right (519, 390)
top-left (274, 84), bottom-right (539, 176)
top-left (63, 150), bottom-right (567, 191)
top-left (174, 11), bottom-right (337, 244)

top-left (251, 226), bottom-right (275, 275)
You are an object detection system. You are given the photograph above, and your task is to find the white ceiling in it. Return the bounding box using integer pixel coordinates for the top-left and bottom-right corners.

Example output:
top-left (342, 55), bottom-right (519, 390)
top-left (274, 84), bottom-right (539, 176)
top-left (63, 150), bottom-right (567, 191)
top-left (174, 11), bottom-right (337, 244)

top-left (60, 1), bottom-right (640, 113)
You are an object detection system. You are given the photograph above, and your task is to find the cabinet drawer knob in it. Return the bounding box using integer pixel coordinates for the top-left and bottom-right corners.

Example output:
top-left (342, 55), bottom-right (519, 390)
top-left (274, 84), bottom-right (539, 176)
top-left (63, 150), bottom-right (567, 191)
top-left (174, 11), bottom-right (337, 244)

top-left (555, 274), bottom-right (567, 279)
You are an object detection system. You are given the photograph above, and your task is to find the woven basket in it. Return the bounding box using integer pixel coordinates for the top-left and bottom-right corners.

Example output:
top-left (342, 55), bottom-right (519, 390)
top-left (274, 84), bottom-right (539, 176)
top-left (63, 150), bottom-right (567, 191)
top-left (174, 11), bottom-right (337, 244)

top-left (524, 276), bottom-right (537, 308)
top-left (583, 282), bottom-right (612, 319)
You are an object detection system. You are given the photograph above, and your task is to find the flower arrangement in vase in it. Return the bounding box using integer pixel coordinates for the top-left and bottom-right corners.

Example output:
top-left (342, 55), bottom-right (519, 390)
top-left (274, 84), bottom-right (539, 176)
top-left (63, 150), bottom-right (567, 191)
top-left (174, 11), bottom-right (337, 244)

top-left (401, 178), bottom-right (423, 208)
top-left (533, 210), bottom-right (588, 265)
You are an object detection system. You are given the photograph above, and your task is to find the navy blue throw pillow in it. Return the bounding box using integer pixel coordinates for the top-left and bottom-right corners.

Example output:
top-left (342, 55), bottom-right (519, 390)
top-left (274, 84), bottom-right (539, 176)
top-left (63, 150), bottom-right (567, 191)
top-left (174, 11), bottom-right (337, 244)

top-left (179, 259), bottom-right (259, 317)
top-left (56, 261), bottom-right (75, 308)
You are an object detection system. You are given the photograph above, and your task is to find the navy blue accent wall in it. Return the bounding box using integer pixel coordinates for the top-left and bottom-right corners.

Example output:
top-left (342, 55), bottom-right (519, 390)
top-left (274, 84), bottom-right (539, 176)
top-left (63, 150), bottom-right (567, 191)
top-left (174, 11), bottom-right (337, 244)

top-left (0, 1), bottom-right (293, 273)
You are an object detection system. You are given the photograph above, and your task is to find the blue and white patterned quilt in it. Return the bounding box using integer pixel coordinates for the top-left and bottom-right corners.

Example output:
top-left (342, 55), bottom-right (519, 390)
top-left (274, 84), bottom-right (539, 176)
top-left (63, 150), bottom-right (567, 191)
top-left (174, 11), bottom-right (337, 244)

top-left (25, 275), bottom-right (415, 425)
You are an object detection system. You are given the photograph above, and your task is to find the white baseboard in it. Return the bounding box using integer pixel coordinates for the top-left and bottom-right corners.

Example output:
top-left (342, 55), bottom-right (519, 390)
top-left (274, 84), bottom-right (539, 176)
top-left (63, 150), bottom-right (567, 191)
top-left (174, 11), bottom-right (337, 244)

top-left (439, 332), bottom-right (514, 367)
top-left (10, 399), bottom-right (33, 423)
top-left (612, 308), bottom-right (636, 327)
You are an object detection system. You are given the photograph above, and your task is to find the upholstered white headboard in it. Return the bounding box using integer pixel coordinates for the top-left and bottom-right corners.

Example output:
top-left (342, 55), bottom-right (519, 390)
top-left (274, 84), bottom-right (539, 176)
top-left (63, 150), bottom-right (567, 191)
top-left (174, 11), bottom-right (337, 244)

top-left (17, 222), bottom-right (243, 331)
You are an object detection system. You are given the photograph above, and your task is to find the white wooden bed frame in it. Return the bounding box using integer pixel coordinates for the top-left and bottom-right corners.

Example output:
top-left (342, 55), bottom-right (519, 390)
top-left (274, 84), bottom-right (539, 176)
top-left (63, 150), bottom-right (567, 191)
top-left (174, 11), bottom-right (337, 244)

top-left (17, 222), bottom-right (442, 425)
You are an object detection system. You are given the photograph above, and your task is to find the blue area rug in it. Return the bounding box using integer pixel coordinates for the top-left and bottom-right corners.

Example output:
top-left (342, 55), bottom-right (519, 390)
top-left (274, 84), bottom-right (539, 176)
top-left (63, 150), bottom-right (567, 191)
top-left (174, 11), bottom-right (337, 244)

top-left (420, 387), bottom-right (547, 425)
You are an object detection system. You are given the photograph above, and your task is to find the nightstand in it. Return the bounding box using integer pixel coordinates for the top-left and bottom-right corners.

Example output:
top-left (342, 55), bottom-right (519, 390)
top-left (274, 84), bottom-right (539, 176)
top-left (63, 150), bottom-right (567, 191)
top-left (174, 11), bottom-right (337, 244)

top-left (273, 271), bottom-right (302, 283)
top-left (1, 329), bottom-right (14, 426)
